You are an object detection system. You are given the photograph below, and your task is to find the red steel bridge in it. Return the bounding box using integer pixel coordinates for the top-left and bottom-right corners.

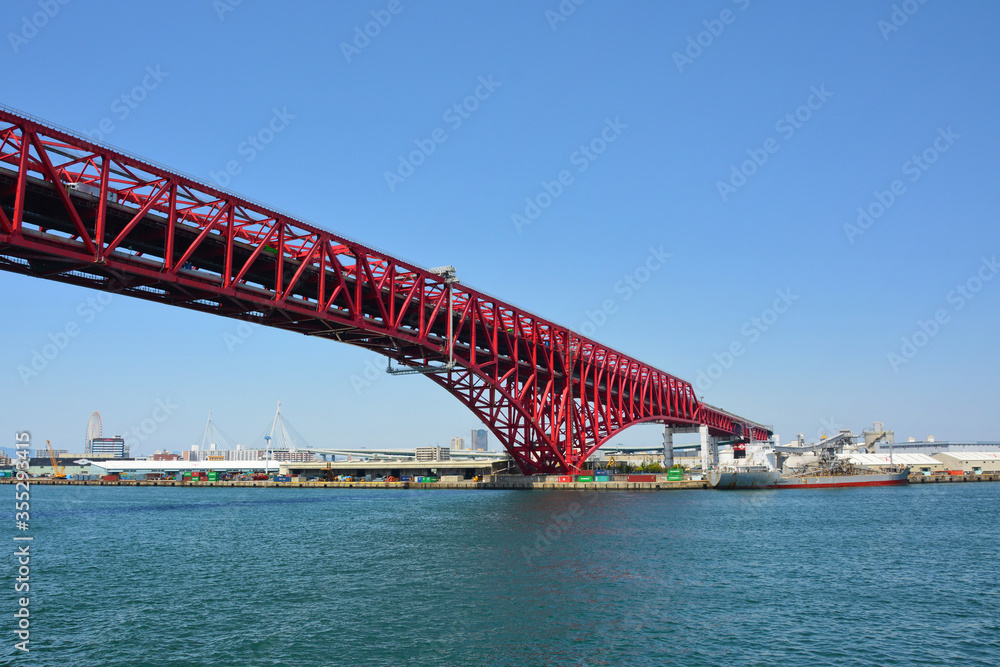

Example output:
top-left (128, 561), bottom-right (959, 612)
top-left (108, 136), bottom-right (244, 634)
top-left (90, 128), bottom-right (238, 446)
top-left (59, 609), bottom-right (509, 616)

top-left (0, 107), bottom-right (771, 475)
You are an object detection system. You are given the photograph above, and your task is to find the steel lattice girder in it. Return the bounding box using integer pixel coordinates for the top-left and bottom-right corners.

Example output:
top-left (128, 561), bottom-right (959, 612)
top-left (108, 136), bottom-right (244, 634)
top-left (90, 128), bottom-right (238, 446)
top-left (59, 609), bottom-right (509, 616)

top-left (0, 108), bottom-right (772, 474)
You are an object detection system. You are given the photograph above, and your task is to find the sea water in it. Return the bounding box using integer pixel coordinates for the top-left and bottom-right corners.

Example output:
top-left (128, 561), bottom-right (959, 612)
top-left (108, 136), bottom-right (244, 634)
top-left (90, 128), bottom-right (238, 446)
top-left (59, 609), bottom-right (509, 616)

top-left (3, 483), bottom-right (998, 665)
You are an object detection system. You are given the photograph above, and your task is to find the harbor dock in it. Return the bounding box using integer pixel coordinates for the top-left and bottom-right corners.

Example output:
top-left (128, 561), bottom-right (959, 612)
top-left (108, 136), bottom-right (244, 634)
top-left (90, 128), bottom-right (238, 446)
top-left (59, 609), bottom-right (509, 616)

top-left (3, 472), bottom-right (998, 490)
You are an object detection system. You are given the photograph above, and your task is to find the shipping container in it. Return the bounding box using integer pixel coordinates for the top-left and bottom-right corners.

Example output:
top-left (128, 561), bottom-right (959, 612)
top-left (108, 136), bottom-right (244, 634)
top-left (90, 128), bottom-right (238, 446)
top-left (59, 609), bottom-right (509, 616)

top-left (576, 475), bottom-right (594, 483)
top-left (595, 475), bottom-right (610, 482)
top-left (557, 475), bottom-right (573, 483)
top-left (626, 474), bottom-right (656, 483)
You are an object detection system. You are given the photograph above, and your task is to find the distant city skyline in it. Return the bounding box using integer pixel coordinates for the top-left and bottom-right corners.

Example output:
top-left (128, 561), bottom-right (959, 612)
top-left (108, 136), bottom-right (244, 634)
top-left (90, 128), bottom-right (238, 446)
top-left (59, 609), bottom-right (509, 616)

top-left (56, 405), bottom-right (501, 458)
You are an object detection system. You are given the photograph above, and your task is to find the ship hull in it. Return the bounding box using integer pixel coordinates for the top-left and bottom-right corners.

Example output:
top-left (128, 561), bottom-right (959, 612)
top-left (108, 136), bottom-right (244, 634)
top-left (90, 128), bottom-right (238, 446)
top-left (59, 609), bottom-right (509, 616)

top-left (775, 471), bottom-right (909, 489)
top-left (709, 469), bottom-right (909, 489)
top-left (708, 469), bottom-right (783, 489)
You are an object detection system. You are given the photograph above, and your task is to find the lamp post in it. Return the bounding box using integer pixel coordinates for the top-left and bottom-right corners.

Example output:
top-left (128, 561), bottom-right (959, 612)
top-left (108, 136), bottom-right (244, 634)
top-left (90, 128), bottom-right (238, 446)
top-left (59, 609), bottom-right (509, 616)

top-left (264, 434), bottom-right (271, 478)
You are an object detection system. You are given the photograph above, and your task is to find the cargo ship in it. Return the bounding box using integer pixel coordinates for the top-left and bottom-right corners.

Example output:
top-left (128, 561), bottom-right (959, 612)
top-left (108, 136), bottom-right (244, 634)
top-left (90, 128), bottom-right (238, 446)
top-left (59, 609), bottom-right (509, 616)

top-left (709, 462), bottom-right (909, 489)
top-left (708, 466), bottom-right (782, 489)
top-left (708, 429), bottom-right (910, 489)
top-left (773, 465), bottom-right (910, 489)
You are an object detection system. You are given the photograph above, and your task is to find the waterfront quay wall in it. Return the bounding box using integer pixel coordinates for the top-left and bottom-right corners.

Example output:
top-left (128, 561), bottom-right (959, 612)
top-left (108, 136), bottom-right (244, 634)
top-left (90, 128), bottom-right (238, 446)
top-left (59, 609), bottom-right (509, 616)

top-left (0, 478), bottom-right (708, 490)
top-left (2, 473), bottom-right (997, 490)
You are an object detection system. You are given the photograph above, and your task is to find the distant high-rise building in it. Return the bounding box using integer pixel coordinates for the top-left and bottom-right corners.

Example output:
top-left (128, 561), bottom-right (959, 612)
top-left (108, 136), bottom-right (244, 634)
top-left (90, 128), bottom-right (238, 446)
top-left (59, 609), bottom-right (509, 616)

top-left (224, 447), bottom-right (269, 462)
top-left (36, 448), bottom-right (68, 458)
top-left (182, 445), bottom-right (288, 462)
top-left (270, 450), bottom-right (315, 463)
top-left (470, 429), bottom-right (488, 451)
top-left (450, 437), bottom-right (465, 451)
top-left (416, 447), bottom-right (450, 462)
top-left (90, 436), bottom-right (128, 459)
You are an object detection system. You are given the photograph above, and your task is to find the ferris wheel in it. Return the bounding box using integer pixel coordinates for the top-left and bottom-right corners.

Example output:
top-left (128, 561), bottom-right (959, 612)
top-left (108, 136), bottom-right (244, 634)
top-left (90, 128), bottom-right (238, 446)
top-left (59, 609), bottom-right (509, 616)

top-left (85, 411), bottom-right (102, 450)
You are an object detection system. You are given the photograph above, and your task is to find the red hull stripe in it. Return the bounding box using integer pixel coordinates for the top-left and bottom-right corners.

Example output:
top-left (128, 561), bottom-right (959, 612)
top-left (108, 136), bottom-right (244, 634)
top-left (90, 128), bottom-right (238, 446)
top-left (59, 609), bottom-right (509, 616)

top-left (774, 479), bottom-right (908, 489)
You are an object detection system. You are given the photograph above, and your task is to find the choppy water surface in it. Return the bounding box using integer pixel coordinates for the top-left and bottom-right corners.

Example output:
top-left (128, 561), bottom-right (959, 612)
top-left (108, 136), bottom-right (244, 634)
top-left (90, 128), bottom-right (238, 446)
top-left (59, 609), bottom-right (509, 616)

top-left (4, 483), bottom-right (998, 665)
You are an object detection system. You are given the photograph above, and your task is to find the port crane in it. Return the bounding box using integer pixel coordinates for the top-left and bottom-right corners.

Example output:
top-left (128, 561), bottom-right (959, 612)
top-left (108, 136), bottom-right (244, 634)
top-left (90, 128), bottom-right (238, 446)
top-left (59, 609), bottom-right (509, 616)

top-left (46, 440), bottom-right (67, 478)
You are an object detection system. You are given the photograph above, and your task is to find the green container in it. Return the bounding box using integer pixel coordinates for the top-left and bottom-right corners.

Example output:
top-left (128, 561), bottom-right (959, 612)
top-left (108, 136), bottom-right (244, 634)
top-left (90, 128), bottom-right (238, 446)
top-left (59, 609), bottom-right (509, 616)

top-left (667, 470), bottom-right (684, 481)
top-left (577, 475), bottom-right (594, 483)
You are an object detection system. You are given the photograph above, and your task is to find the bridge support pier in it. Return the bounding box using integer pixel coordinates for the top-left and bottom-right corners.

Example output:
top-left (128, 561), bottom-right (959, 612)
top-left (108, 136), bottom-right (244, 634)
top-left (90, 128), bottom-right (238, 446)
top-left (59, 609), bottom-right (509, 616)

top-left (662, 427), bottom-right (674, 469)
top-left (699, 425), bottom-right (719, 472)
top-left (700, 425), bottom-right (709, 471)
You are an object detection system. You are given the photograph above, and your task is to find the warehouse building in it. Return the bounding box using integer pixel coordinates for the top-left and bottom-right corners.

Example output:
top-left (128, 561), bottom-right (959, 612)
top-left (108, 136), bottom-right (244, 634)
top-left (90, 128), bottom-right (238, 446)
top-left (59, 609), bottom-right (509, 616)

top-left (932, 452), bottom-right (1000, 474)
top-left (7, 458), bottom-right (285, 478)
top-left (886, 439), bottom-right (1000, 455)
top-left (279, 458), bottom-right (509, 480)
top-left (845, 453), bottom-right (945, 474)
top-left (20, 457), bottom-right (98, 477)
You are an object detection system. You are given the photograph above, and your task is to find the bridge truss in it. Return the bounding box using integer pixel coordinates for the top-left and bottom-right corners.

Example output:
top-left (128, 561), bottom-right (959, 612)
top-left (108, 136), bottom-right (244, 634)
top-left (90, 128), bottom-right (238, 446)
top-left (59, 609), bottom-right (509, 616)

top-left (0, 107), bottom-right (770, 474)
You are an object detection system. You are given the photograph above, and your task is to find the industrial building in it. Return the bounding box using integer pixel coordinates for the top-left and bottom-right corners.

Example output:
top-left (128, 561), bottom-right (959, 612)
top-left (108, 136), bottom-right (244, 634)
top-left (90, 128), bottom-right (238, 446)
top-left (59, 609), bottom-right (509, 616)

top-left (16, 457), bottom-right (97, 477)
top-left (3, 456), bottom-right (286, 478)
top-left (87, 460), bottom-right (285, 476)
top-left (932, 452), bottom-right (1000, 474)
top-left (278, 458), bottom-right (509, 480)
top-left (884, 440), bottom-right (1000, 455)
top-left (846, 453), bottom-right (944, 474)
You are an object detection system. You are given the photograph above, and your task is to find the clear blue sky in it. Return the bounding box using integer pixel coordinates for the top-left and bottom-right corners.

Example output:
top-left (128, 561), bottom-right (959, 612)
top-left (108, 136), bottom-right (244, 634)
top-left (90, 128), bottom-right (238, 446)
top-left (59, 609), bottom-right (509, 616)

top-left (2, 0), bottom-right (999, 455)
